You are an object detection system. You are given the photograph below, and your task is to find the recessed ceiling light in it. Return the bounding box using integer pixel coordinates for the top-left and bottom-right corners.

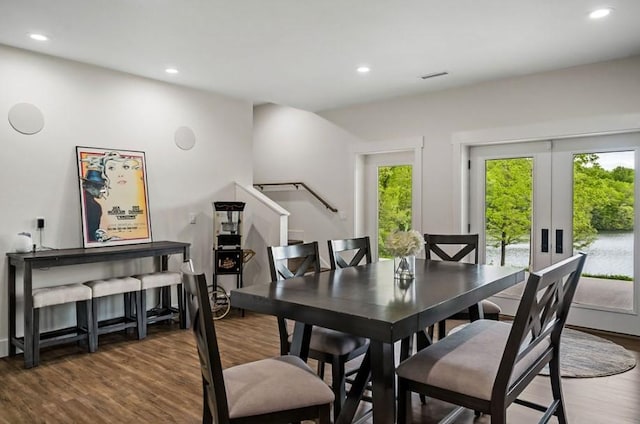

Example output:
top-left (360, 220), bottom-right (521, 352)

top-left (165, 68), bottom-right (179, 74)
top-left (29, 33), bottom-right (48, 41)
top-left (357, 66), bottom-right (370, 74)
top-left (589, 8), bottom-right (612, 19)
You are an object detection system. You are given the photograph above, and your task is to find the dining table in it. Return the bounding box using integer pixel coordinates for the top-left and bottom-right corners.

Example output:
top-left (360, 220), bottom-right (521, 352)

top-left (231, 258), bottom-right (525, 424)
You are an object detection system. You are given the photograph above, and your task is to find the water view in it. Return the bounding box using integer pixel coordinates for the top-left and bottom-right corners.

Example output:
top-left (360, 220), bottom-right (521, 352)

top-left (486, 231), bottom-right (633, 278)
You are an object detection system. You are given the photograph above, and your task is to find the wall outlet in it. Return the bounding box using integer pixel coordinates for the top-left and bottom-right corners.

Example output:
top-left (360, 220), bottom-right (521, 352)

top-left (189, 213), bottom-right (197, 224)
top-left (36, 217), bottom-right (45, 229)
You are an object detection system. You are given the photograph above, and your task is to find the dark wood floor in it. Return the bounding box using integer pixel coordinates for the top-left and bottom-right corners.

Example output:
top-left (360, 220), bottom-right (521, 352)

top-left (1, 312), bottom-right (639, 423)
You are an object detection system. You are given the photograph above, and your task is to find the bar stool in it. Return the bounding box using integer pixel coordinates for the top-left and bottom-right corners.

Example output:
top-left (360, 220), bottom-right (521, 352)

top-left (133, 271), bottom-right (184, 338)
top-left (32, 283), bottom-right (95, 366)
top-left (84, 276), bottom-right (143, 348)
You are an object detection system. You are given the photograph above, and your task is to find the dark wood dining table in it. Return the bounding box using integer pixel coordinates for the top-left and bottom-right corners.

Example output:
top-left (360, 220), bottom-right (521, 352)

top-left (231, 258), bottom-right (524, 424)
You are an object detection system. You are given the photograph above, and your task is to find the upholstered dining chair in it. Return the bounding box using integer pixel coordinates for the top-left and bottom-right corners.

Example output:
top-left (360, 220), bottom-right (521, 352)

top-left (182, 265), bottom-right (333, 424)
top-left (268, 241), bottom-right (369, 421)
top-left (396, 253), bottom-right (586, 424)
top-left (424, 233), bottom-right (502, 339)
top-left (328, 236), bottom-right (372, 269)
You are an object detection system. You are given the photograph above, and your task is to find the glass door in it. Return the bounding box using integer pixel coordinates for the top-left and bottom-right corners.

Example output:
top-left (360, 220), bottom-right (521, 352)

top-left (365, 151), bottom-right (414, 261)
top-left (470, 133), bottom-right (640, 335)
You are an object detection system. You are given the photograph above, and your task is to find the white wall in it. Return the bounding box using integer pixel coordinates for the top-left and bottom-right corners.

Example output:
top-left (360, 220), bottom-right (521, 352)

top-left (0, 45), bottom-right (253, 356)
top-left (252, 104), bottom-right (363, 261)
top-left (319, 56), bottom-right (640, 233)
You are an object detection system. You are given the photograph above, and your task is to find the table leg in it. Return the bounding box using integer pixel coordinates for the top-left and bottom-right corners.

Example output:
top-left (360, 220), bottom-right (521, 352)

top-left (8, 264), bottom-right (16, 356)
top-left (23, 263), bottom-right (34, 368)
top-left (289, 321), bottom-right (312, 361)
top-left (370, 340), bottom-right (395, 424)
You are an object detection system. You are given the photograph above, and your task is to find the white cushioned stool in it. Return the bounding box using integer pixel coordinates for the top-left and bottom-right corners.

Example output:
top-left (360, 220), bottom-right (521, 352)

top-left (84, 276), bottom-right (143, 348)
top-left (133, 271), bottom-right (184, 338)
top-left (32, 283), bottom-right (95, 366)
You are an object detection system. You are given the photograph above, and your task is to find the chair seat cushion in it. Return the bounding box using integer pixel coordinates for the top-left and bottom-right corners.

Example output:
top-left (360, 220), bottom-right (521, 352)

top-left (481, 299), bottom-right (501, 314)
top-left (396, 320), bottom-right (550, 401)
top-left (84, 277), bottom-right (141, 298)
top-left (288, 327), bottom-right (368, 356)
top-left (33, 284), bottom-right (92, 309)
top-left (135, 271), bottom-right (181, 289)
top-left (224, 355), bottom-right (334, 418)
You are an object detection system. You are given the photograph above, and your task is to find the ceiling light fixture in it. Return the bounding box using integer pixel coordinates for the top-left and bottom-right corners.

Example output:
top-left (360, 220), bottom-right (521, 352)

top-left (357, 66), bottom-right (370, 74)
top-left (29, 33), bottom-right (48, 41)
top-left (165, 68), bottom-right (179, 74)
top-left (589, 8), bottom-right (612, 19)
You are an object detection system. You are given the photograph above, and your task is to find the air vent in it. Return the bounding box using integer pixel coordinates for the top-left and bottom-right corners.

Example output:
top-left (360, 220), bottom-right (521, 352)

top-left (420, 71), bottom-right (448, 80)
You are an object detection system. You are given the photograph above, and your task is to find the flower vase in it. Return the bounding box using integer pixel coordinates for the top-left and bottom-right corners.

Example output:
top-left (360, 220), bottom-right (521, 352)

top-left (394, 255), bottom-right (415, 281)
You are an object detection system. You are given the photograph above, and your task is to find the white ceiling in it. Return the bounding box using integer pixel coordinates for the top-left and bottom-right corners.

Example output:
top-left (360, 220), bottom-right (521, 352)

top-left (1, 1), bottom-right (640, 112)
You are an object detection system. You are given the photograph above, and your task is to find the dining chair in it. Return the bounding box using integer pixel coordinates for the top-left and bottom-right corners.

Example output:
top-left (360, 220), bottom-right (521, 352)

top-left (328, 236), bottom-right (372, 269)
top-left (182, 265), bottom-right (333, 424)
top-left (424, 233), bottom-right (501, 339)
top-left (396, 252), bottom-right (587, 424)
top-left (268, 241), bottom-right (369, 422)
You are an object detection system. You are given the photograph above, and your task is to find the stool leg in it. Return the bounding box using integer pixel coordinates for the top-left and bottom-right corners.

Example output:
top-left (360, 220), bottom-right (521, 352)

top-left (33, 307), bottom-right (40, 367)
top-left (76, 300), bottom-right (87, 349)
top-left (139, 289), bottom-right (147, 339)
top-left (86, 299), bottom-right (96, 353)
top-left (176, 284), bottom-right (185, 329)
top-left (136, 291), bottom-right (145, 340)
top-left (92, 297), bottom-right (100, 350)
top-left (124, 292), bottom-right (133, 336)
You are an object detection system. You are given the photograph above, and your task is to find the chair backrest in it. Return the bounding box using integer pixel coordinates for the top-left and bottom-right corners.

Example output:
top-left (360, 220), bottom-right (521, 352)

top-left (268, 241), bottom-right (321, 281)
top-left (328, 236), bottom-right (372, 269)
top-left (267, 242), bottom-right (321, 354)
top-left (182, 265), bottom-right (231, 423)
top-left (424, 233), bottom-right (479, 264)
top-left (493, 253), bottom-right (587, 403)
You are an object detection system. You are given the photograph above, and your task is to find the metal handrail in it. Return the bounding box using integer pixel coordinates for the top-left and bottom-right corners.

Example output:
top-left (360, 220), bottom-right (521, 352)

top-left (253, 182), bottom-right (338, 213)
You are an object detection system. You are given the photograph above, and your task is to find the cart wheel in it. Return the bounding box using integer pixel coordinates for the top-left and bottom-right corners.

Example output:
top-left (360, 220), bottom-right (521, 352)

top-left (208, 286), bottom-right (231, 320)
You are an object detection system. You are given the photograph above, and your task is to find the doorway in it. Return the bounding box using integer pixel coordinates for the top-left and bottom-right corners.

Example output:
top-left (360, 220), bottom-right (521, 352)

top-left (470, 132), bottom-right (640, 335)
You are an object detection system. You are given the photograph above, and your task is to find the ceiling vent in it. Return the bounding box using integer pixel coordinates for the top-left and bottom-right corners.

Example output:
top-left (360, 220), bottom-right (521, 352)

top-left (420, 71), bottom-right (448, 80)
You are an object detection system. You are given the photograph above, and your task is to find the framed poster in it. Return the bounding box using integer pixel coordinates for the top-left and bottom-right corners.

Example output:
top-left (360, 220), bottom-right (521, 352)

top-left (76, 146), bottom-right (152, 247)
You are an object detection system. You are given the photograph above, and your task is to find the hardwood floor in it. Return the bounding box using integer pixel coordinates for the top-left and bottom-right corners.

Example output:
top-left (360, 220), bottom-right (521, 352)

top-left (1, 312), bottom-right (638, 423)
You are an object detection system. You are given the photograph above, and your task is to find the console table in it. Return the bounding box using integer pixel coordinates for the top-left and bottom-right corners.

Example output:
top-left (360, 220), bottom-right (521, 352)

top-left (7, 240), bottom-right (190, 368)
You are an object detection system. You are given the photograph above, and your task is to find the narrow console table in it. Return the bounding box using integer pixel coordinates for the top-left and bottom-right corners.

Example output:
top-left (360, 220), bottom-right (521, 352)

top-left (7, 240), bottom-right (190, 368)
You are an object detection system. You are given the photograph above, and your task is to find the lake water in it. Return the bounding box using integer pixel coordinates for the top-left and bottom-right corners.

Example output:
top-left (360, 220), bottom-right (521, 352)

top-left (486, 231), bottom-right (633, 277)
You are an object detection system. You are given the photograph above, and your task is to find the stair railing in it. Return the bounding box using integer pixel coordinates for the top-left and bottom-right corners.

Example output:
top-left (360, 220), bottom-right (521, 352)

top-left (253, 182), bottom-right (338, 213)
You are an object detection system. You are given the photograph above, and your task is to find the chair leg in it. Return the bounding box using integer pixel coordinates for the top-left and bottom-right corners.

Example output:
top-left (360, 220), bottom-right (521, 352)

top-left (318, 403), bottom-right (331, 424)
top-left (489, 405), bottom-right (507, 424)
top-left (438, 320), bottom-right (447, 340)
top-left (331, 357), bottom-right (346, 423)
top-left (550, 353), bottom-right (568, 424)
top-left (33, 307), bottom-right (40, 367)
top-left (202, 379), bottom-right (213, 424)
top-left (415, 331), bottom-right (430, 405)
top-left (397, 381), bottom-right (409, 424)
top-left (317, 360), bottom-right (325, 379)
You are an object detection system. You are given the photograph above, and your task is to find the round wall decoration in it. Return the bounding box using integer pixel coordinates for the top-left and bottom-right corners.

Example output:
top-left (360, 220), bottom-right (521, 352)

top-left (175, 126), bottom-right (196, 150)
top-left (8, 103), bottom-right (45, 135)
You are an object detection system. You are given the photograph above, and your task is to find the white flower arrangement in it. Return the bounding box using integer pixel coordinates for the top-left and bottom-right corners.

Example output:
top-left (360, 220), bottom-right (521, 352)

top-left (385, 230), bottom-right (424, 257)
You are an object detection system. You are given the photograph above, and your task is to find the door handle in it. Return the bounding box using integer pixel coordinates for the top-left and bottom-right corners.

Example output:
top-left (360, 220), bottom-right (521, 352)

top-left (541, 229), bottom-right (549, 253)
top-left (556, 229), bottom-right (563, 254)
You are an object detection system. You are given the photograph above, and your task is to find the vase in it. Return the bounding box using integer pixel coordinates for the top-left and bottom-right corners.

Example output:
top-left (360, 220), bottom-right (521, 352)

top-left (394, 255), bottom-right (415, 281)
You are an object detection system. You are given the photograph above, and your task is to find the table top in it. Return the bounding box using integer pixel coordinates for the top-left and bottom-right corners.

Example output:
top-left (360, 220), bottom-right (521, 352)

top-left (231, 259), bottom-right (524, 343)
top-left (7, 240), bottom-right (190, 267)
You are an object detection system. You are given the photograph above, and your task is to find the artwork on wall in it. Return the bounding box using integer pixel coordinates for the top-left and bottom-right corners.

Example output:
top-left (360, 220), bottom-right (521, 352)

top-left (76, 146), bottom-right (152, 248)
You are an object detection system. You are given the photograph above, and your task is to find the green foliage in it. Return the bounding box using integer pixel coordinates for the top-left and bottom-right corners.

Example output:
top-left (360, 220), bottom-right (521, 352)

top-left (378, 165), bottom-right (412, 258)
top-left (485, 158), bottom-right (532, 265)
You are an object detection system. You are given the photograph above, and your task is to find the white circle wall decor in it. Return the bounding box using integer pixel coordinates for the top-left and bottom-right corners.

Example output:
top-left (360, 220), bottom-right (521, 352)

top-left (175, 126), bottom-right (196, 150)
top-left (8, 103), bottom-right (45, 135)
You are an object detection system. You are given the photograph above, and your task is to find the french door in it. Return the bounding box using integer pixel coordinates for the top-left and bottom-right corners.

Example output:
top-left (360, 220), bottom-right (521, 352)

top-left (470, 132), bottom-right (640, 335)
